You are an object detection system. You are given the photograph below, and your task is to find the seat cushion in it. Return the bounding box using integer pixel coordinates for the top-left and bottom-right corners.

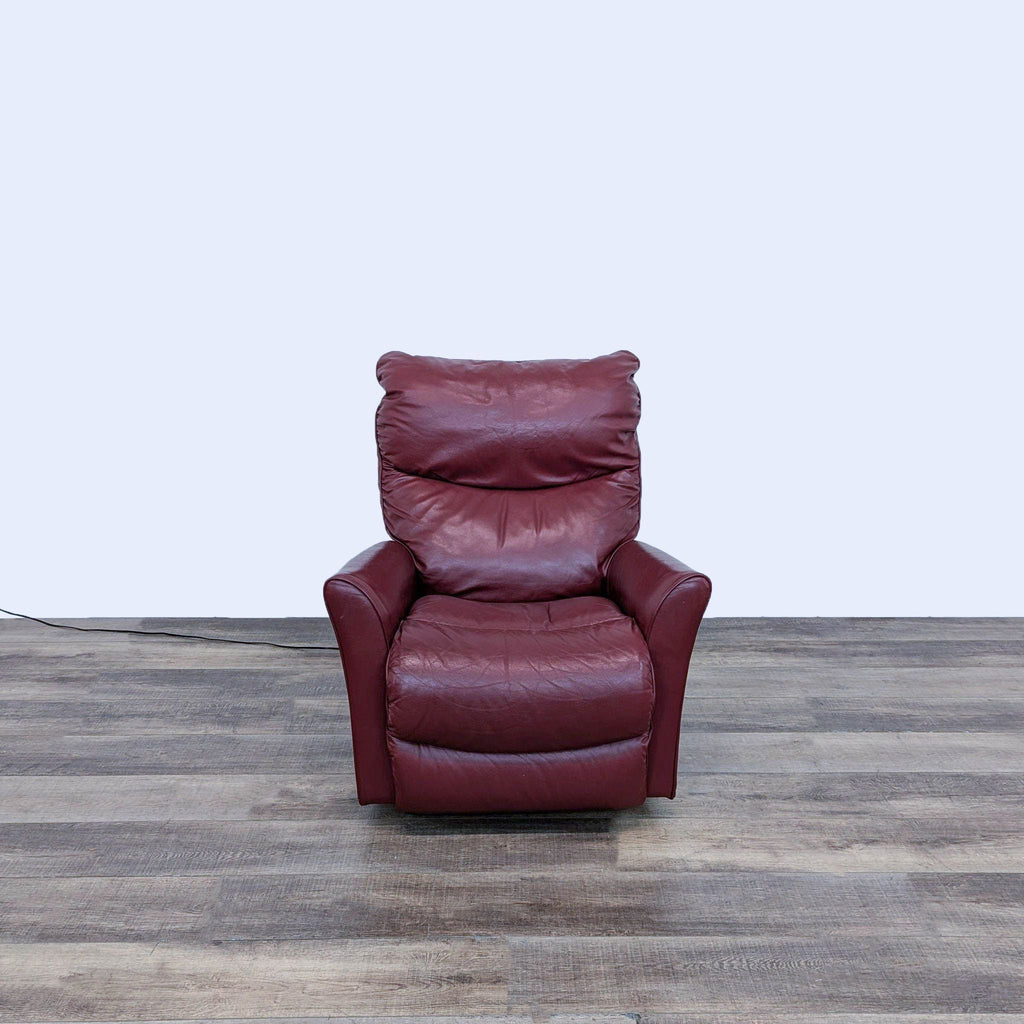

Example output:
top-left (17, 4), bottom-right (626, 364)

top-left (386, 595), bottom-right (654, 754)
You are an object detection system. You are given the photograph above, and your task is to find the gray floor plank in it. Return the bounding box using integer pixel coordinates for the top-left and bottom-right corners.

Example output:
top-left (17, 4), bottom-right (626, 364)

top-left (0, 819), bottom-right (617, 878)
top-left (0, 939), bottom-right (510, 1019)
top-left (674, 731), bottom-right (1024, 773)
top-left (3, 870), bottom-right (1020, 943)
top-left (510, 935), bottom-right (1024, 1013)
top-left (616, 813), bottom-right (1024, 872)
top-left (0, 733), bottom-right (352, 775)
top-left (0, 698), bottom-right (349, 736)
top-left (0, 666), bottom-right (341, 700)
top-left (0, 773), bottom-right (358, 823)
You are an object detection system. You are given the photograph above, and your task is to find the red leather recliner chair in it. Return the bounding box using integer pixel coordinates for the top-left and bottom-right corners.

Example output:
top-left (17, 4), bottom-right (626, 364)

top-left (324, 351), bottom-right (711, 813)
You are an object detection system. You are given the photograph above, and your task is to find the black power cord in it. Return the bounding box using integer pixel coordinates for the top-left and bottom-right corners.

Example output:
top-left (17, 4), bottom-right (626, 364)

top-left (0, 606), bottom-right (338, 651)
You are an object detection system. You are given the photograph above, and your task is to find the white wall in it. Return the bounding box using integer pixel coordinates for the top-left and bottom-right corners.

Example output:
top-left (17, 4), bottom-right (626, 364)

top-left (2, 1), bottom-right (1021, 618)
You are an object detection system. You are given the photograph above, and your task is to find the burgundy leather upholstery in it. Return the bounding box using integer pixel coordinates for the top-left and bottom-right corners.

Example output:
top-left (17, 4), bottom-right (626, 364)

top-left (325, 351), bottom-right (710, 812)
top-left (388, 737), bottom-right (650, 814)
top-left (323, 541), bottom-right (417, 804)
top-left (375, 350), bottom-right (641, 601)
top-left (387, 596), bottom-right (654, 753)
top-left (606, 541), bottom-right (712, 798)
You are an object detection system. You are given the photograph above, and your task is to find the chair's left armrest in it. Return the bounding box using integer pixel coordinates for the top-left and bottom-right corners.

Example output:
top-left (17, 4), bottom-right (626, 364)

top-left (324, 541), bottom-right (417, 805)
top-left (325, 541), bottom-right (417, 645)
top-left (605, 540), bottom-right (711, 798)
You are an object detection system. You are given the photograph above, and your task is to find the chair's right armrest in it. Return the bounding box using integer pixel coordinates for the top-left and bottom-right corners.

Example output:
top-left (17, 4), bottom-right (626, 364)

top-left (605, 540), bottom-right (711, 798)
top-left (323, 541), bottom-right (417, 805)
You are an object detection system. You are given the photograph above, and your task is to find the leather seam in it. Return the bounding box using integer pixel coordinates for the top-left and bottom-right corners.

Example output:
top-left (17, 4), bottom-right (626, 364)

top-left (403, 615), bottom-right (630, 633)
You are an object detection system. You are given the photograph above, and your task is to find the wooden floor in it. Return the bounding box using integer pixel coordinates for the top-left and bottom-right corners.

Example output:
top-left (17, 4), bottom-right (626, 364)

top-left (1, 616), bottom-right (1023, 1023)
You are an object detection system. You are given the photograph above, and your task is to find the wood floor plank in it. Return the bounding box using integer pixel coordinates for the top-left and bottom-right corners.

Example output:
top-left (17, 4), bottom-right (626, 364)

top-left (0, 733), bottom-right (352, 775)
top-left (673, 732), bottom-right (1024, 773)
top-left (0, 666), bottom-right (341, 700)
top-left (510, 935), bottom-right (1024, 1013)
top-left (690, 665), bottom-right (1024, 699)
top-left (0, 698), bottom-right (349, 736)
top-left (0, 939), bottom-right (509, 1019)
top-left (0, 818), bottom-right (616, 878)
top-left (214, 869), bottom-right (1024, 940)
top-left (661, 771), bottom-right (1024, 818)
top-left (616, 813), bottom-right (1024, 872)
top-left (679, 694), bottom-right (1024, 732)
top-left (0, 646), bottom-right (337, 670)
top-left (692, 639), bottom-right (1024, 668)
top-left (0, 876), bottom-right (218, 942)
top-left (6, 870), bottom-right (1017, 943)
top-left (0, 773), bottom-right (358, 822)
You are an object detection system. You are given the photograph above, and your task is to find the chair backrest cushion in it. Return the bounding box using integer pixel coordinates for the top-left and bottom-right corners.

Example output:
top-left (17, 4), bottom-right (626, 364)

top-left (375, 350), bottom-right (641, 601)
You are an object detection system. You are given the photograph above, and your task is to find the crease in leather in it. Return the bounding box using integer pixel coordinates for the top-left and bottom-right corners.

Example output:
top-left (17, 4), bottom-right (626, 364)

top-left (378, 459), bottom-right (635, 492)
